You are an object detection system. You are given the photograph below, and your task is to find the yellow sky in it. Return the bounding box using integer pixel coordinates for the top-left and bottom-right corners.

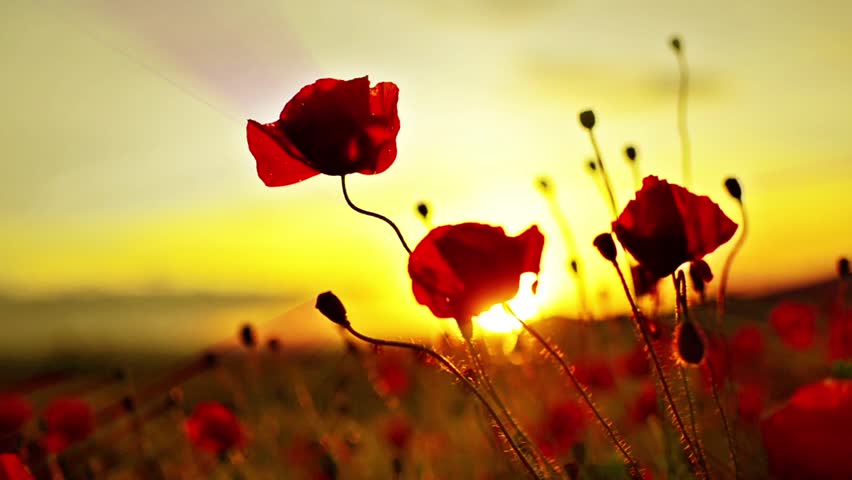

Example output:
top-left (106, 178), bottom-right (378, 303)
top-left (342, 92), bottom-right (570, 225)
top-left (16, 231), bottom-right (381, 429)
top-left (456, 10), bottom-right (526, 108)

top-left (2, 0), bottom-right (851, 350)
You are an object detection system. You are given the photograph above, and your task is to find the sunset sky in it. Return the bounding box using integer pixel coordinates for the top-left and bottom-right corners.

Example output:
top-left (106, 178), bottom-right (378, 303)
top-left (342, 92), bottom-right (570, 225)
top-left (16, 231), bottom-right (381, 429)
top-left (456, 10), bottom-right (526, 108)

top-left (2, 0), bottom-right (851, 354)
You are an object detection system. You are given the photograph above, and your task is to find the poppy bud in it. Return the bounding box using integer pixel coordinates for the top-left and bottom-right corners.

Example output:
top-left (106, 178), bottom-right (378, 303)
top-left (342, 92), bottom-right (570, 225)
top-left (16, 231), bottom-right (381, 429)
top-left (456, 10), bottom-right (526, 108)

top-left (674, 321), bottom-right (705, 365)
top-left (689, 260), bottom-right (713, 294)
top-left (202, 351), bottom-right (219, 369)
top-left (536, 176), bottom-right (552, 193)
top-left (239, 324), bottom-right (256, 348)
top-left (670, 36), bottom-right (682, 52)
top-left (121, 396), bottom-right (136, 413)
top-left (267, 337), bottom-right (281, 352)
top-left (316, 291), bottom-right (350, 327)
top-left (625, 145), bottom-right (637, 162)
top-left (724, 177), bottom-right (742, 202)
top-left (586, 160), bottom-right (597, 173)
top-left (569, 259), bottom-right (579, 274)
top-left (579, 110), bottom-right (596, 130)
top-left (593, 233), bottom-right (618, 263)
top-left (839, 257), bottom-right (850, 279)
top-left (415, 202), bottom-right (430, 220)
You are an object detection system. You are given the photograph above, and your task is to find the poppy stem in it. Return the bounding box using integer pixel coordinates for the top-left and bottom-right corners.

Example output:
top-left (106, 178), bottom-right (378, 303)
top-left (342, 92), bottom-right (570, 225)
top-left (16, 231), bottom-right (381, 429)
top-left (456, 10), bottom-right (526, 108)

top-left (587, 130), bottom-right (620, 221)
top-left (340, 175), bottom-right (412, 254)
top-left (717, 200), bottom-right (747, 319)
top-left (504, 305), bottom-right (642, 479)
top-left (673, 42), bottom-right (692, 187)
top-left (342, 325), bottom-right (544, 479)
top-left (611, 262), bottom-right (706, 479)
top-left (706, 356), bottom-right (740, 480)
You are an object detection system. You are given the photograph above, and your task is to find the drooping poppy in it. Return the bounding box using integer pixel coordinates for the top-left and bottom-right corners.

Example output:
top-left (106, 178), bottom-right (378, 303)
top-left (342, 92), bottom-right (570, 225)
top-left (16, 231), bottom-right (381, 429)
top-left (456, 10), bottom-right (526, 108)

top-left (612, 176), bottom-right (738, 279)
top-left (627, 382), bottom-right (658, 425)
top-left (534, 401), bottom-right (588, 459)
top-left (0, 395), bottom-right (32, 436)
top-left (736, 383), bottom-right (764, 423)
top-left (42, 397), bottom-right (95, 453)
top-left (769, 301), bottom-right (816, 351)
top-left (760, 379), bottom-right (852, 479)
top-left (573, 360), bottom-right (615, 391)
top-left (730, 325), bottom-right (765, 363)
top-left (408, 223), bottom-right (545, 325)
top-left (828, 307), bottom-right (852, 361)
top-left (247, 77), bottom-right (400, 186)
top-left (184, 402), bottom-right (247, 455)
top-left (0, 454), bottom-right (34, 480)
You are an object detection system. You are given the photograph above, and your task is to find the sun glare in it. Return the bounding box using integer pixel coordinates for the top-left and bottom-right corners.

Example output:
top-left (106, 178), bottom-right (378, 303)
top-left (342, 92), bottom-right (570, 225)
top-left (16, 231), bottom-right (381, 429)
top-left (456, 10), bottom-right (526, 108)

top-left (474, 273), bottom-right (539, 334)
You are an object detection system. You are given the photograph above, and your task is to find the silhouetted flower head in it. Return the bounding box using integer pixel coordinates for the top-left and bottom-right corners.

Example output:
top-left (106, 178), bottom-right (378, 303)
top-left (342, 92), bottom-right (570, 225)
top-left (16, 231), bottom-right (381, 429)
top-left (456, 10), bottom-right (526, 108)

top-left (382, 416), bottom-right (413, 451)
top-left (724, 177), bottom-right (742, 202)
top-left (770, 301), bottom-right (816, 351)
top-left (737, 383), bottom-right (764, 424)
top-left (578, 110), bottom-right (596, 130)
top-left (267, 337), bottom-right (281, 352)
top-left (628, 382), bottom-right (658, 424)
top-left (688, 260), bottom-right (713, 294)
top-left (535, 401), bottom-right (587, 459)
top-left (0, 454), bottom-right (34, 480)
top-left (625, 145), bottom-right (637, 162)
top-left (612, 176), bottom-right (738, 279)
top-left (415, 202), bottom-right (430, 220)
top-left (42, 397), bottom-right (95, 453)
top-left (839, 257), bottom-right (850, 279)
top-left (185, 402), bottom-right (247, 456)
top-left (731, 325), bottom-right (765, 363)
top-left (593, 233), bottom-right (618, 263)
top-left (586, 160), bottom-right (597, 173)
top-left (316, 291), bottom-right (349, 327)
top-left (239, 324), bottom-right (256, 348)
top-left (408, 223), bottom-right (544, 324)
top-left (0, 394), bottom-right (32, 436)
top-left (674, 321), bottom-right (705, 365)
top-left (761, 379), bottom-right (852, 479)
top-left (247, 76), bottom-right (400, 186)
top-left (670, 36), bottom-right (682, 52)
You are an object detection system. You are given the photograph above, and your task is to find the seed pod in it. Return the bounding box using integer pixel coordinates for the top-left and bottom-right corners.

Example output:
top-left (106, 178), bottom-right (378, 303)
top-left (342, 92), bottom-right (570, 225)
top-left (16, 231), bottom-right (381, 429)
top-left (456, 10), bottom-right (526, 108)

top-left (579, 110), bottom-right (596, 130)
top-left (593, 233), bottom-right (618, 263)
top-left (675, 321), bottom-right (705, 365)
top-left (724, 177), bottom-right (743, 202)
top-left (316, 291), bottom-right (350, 327)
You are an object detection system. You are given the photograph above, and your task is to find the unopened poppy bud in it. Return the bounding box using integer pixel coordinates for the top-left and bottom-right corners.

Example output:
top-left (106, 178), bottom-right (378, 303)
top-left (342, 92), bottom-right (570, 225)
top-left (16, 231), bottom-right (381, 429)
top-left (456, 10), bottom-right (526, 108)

top-left (838, 257), bottom-right (850, 279)
top-left (570, 259), bottom-right (579, 274)
top-left (579, 110), bottom-right (596, 130)
top-left (593, 233), bottom-right (618, 263)
top-left (415, 202), bottom-right (430, 220)
top-left (316, 291), bottom-right (349, 327)
top-left (670, 36), bottom-right (682, 52)
top-left (689, 260), bottom-right (713, 293)
top-left (535, 176), bottom-right (552, 193)
top-left (586, 160), bottom-right (597, 173)
top-left (202, 351), bottom-right (219, 368)
top-left (266, 337), bottom-right (281, 352)
top-left (675, 321), bottom-right (705, 365)
top-left (239, 324), bottom-right (256, 348)
top-left (724, 177), bottom-right (742, 202)
top-left (625, 145), bottom-right (637, 162)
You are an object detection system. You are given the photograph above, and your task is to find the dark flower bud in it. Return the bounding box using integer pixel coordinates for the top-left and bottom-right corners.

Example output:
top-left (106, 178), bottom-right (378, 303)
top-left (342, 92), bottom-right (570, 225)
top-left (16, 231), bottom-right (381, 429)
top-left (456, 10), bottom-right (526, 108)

top-left (316, 291), bottom-right (350, 327)
top-left (415, 202), bottom-right (430, 220)
top-left (675, 321), bottom-right (705, 365)
top-left (570, 259), bottom-right (579, 274)
top-left (579, 110), bottom-right (596, 130)
top-left (724, 177), bottom-right (742, 202)
top-left (625, 145), bottom-right (637, 162)
top-left (202, 351), bottom-right (219, 368)
top-left (593, 233), bottom-right (618, 263)
top-left (535, 176), bottom-right (552, 193)
top-left (586, 160), bottom-right (598, 173)
top-left (838, 257), bottom-right (850, 279)
top-left (689, 260), bottom-right (713, 293)
top-left (239, 324), bottom-right (256, 348)
top-left (121, 395), bottom-right (136, 413)
top-left (670, 36), bottom-right (682, 52)
top-left (267, 337), bottom-right (281, 352)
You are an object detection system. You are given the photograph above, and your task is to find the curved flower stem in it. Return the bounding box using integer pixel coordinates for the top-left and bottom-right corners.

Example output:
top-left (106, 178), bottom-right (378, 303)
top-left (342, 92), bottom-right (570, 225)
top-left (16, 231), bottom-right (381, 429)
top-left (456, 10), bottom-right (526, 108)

top-left (343, 325), bottom-right (543, 479)
top-left (340, 175), bottom-right (412, 254)
top-left (587, 130), bottom-right (619, 221)
top-left (672, 276), bottom-right (704, 466)
top-left (717, 200), bottom-right (747, 319)
top-left (504, 305), bottom-right (641, 479)
top-left (674, 45), bottom-right (691, 187)
top-left (677, 365), bottom-right (705, 472)
top-left (462, 336), bottom-right (555, 477)
top-left (611, 263), bottom-right (706, 479)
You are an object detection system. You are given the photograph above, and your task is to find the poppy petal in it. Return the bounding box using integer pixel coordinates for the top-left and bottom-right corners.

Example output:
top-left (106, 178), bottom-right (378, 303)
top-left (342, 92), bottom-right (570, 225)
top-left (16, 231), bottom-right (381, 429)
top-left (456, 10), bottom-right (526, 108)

top-left (246, 119), bottom-right (320, 187)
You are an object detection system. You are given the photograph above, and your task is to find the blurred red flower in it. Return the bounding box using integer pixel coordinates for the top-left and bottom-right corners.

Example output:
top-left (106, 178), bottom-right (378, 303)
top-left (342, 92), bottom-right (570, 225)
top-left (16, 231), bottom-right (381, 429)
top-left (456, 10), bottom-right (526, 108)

top-left (382, 416), bottom-right (413, 451)
top-left (730, 325), bottom-right (765, 363)
top-left (769, 301), bottom-right (816, 351)
top-left (828, 307), bottom-right (852, 361)
top-left (620, 346), bottom-right (650, 378)
top-left (627, 382), bottom-right (658, 424)
top-left (700, 336), bottom-right (729, 390)
top-left (42, 397), bottom-right (95, 453)
top-left (573, 360), bottom-right (615, 390)
top-left (612, 176), bottom-right (738, 279)
top-left (375, 355), bottom-right (410, 398)
top-left (761, 379), bottom-right (852, 479)
top-left (535, 401), bottom-right (587, 459)
top-left (736, 383), bottom-right (764, 423)
top-left (0, 394), bottom-right (32, 436)
top-left (185, 402), bottom-right (247, 455)
top-left (0, 454), bottom-right (34, 480)
top-left (408, 223), bottom-right (544, 324)
top-left (247, 76), bottom-right (400, 186)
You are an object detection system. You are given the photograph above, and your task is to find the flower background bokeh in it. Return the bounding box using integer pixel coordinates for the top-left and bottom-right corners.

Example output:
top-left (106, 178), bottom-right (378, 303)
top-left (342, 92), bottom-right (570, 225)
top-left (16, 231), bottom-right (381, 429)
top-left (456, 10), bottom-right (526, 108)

top-left (2, 0), bottom-right (852, 357)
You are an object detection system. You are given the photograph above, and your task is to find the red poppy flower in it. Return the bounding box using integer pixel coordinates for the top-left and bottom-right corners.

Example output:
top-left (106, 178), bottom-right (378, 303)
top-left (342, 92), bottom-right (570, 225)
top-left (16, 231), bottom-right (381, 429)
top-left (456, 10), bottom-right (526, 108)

top-left (0, 394), bottom-right (32, 436)
top-left (42, 397), bottom-right (95, 453)
top-left (0, 454), bottom-right (34, 480)
top-left (247, 76), bottom-right (400, 186)
top-left (612, 176), bottom-right (738, 279)
top-left (730, 325), bottom-right (765, 363)
top-left (408, 223), bottom-right (545, 323)
top-left (185, 402), bottom-right (247, 455)
top-left (535, 401), bottom-right (587, 459)
top-left (828, 307), bottom-right (852, 361)
top-left (375, 355), bottom-right (410, 398)
top-left (769, 301), bottom-right (816, 351)
top-left (700, 335), bottom-right (729, 390)
top-left (382, 416), bottom-right (413, 451)
top-left (760, 379), bottom-right (852, 479)
top-left (620, 346), bottom-right (650, 378)
top-left (736, 383), bottom-right (764, 423)
top-left (627, 382), bottom-right (658, 425)
top-left (573, 360), bottom-right (615, 391)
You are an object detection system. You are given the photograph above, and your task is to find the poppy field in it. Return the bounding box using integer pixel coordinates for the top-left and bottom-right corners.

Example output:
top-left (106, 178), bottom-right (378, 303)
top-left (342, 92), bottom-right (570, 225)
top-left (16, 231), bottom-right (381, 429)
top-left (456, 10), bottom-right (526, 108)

top-left (3, 18), bottom-right (852, 480)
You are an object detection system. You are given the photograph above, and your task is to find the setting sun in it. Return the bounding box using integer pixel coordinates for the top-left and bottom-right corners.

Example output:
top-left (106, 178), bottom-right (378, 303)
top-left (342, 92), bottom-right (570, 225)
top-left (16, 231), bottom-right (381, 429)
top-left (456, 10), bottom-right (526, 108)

top-left (474, 273), bottom-right (539, 334)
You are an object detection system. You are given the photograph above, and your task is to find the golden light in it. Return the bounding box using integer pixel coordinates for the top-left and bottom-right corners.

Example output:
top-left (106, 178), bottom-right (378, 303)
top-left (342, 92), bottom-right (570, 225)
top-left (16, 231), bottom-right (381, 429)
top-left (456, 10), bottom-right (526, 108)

top-left (474, 273), bottom-right (539, 334)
